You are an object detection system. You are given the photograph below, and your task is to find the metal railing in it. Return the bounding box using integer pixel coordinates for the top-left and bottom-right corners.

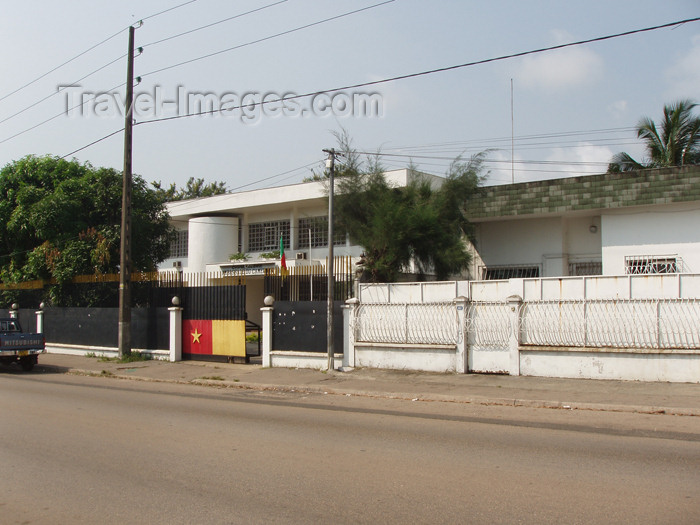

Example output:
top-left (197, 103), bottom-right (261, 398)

top-left (521, 299), bottom-right (700, 350)
top-left (465, 301), bottom-right (512, 348)
top-left (354, 302), bottom-right (460, 345)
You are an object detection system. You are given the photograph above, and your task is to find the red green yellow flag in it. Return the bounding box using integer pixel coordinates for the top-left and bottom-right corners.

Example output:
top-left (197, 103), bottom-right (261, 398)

top-left (280, 234), bottom-right (287, 269)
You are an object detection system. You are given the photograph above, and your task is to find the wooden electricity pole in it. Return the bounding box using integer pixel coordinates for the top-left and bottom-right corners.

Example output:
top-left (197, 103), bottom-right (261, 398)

top-left (323, 148), bottom-right (336, 371)
top-left (118, 25), bottom-right (136, 357)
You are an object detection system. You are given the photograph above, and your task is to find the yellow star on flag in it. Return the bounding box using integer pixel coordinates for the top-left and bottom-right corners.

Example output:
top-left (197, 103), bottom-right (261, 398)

top-left (191, 329), bottom-right (202, 343)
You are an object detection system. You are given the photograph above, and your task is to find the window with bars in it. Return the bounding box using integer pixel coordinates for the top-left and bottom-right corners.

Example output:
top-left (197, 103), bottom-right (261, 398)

top-left (480, 265), bottom-right (540, 280)
top-left (248, 220), bottom-right (290, 252)
top-left (568, 261), bottom-right (602, 276)
top-left (296, 216), bottom-right (345, 249)
top-left (169, 229), bottom-right (188, 258)
top-left (625, 255), bottom-right (679, 275)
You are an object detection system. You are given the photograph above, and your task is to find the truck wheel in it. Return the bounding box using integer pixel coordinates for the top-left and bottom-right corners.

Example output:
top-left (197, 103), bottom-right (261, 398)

top-left (20, 356), bottom-right (36, 371)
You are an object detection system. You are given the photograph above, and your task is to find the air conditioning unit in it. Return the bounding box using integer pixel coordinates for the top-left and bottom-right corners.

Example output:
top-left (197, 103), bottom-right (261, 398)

top-left (296, 252), bottom-right (307, 260)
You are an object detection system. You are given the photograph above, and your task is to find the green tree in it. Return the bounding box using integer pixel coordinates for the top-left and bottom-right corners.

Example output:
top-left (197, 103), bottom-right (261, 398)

top-left (333, 135), bottom-right (484, 282)
top-left (608, 100), bottom-right (700, 172)
top-left (152, 176), bottom-right (228, 201)
top-left (0, 155), bottom-right (172, 301)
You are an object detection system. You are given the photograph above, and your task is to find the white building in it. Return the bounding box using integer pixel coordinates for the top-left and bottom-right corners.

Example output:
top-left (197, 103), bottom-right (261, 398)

top-left (466, 165), bottom-right (700, 279)
top-left (162, 169), bottom-right (438, 322)
top-left (162, 165), bottom-right (700, 320)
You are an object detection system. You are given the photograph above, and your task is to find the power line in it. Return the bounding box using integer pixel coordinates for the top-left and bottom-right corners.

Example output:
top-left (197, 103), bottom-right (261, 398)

top-left (136, 16), bottom-right (700, 126)
top-left (0, 0), bottom-right (198, 104)
top-left (60, 128), bottom-right (123, 159)
top-left (138, 0), bottom-right (395, 79)
top-left (0, 1), bottom-right (391, 146)
top-left (141, 0), bottom-right (288, 48)
top-left (140, 0), bottom-right (199, 22)
top-left (48, 16), bottom-right (698, 180)
top-left (0, 81), bottom-right (126, 146)
top-left (0, 54), bottom-right (128, 127)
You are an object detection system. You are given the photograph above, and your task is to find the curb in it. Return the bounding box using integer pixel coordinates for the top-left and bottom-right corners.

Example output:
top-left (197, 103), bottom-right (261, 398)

top-left (63, 367), bottom-right (700, 417)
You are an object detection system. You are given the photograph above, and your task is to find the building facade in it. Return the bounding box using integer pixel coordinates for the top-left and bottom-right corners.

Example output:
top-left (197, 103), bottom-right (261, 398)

top-left (162, 165), bottom-right (700, 320)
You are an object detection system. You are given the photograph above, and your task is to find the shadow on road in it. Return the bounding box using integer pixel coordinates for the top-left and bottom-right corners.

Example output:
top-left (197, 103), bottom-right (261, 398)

top-left (0, 363), bottom-right (70, 375)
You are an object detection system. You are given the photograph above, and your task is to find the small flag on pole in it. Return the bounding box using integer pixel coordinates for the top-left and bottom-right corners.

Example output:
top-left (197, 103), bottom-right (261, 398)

top-left (280, 234), bottom-right (287, 269)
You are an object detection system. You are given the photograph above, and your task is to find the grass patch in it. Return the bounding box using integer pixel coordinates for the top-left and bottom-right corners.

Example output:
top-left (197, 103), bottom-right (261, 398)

top-left (99, 351), bottom-right (153, 363)
top-left (200, 375), bottom-right (225, 381)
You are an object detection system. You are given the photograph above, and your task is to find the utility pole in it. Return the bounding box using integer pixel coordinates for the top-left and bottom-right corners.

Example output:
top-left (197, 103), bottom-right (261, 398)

top-left (119, 25), bottom-right (136, 357)
top-left (323, 148), bottom-right (336, 371)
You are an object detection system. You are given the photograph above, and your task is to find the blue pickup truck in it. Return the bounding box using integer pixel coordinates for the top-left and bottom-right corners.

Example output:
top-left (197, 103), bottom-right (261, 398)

top-left (0, 318), bottom-right (45, 371)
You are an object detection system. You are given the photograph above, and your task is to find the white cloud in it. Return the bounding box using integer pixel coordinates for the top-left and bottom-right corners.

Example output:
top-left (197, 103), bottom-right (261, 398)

top-left (545, 142), bottom-right (614, 175)
top-left (607, 100), bottom-right (628, 119)
top-left (665, 34), bottom-right (700, 100)
top-left (517, 30), bottom-right (604, 91)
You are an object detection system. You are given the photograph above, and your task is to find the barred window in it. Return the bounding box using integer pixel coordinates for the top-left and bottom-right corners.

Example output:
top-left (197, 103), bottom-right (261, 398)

top-left (625, 255), bottom-right (679, 275)
top-left (569, 261), bottom-right (602, 276)
top-left (169, 229), bottom-right (188, 258)
top-left (297, 216), bottom-right (345, 249)
top-left (248, 220), bottom-right (290, 252)
top-left (480, 265), bottom-right (540, 280)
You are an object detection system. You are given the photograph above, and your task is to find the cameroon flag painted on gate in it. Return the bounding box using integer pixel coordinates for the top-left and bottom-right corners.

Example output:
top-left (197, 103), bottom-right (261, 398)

top-left (183, 319), bottom-right (246, 357)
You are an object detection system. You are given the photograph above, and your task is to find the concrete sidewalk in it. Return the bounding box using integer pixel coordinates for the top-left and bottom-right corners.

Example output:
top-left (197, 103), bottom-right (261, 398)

top-left (22, 352), bottom-right (700, 416)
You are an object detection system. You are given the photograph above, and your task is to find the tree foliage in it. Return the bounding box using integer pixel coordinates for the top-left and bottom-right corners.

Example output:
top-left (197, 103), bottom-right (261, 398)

top-left (0, 155), bottom-right (172, 301)
top-left (608, 100), bottom-right (700, 172)
top-left (152, 176), bottom-right (228, 201)
top-left (332, 133), bottom-right (484, 282)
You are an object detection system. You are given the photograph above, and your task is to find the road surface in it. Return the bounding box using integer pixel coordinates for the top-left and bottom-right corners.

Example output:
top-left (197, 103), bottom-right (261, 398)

top-left (1, 371), bottom-right (699, 524)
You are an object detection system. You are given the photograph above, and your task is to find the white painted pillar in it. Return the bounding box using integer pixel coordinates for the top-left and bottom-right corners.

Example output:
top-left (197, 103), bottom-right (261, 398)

top-left (35, 303), bottom-right (44, 333)
top-left (169, 297), bottom-right (183, 362)
top-left (261, 295), bottom-right (275, 367)
top-left (342, 298), bottom-right (358, 369)
top-left (507, 295), bottom-right (522, 376)
top-left (454, 296), bottom-right (468, 374)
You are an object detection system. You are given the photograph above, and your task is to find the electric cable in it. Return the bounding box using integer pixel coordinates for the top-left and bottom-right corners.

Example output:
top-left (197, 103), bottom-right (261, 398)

top-left (0, 54), bottom-right (128, 126)
top-left (141, 0), bottom-right (288, 49)
top-left (0, 0), bottom-right (197, 103)
top-left (136, 16), bottom-right (700, 125)
top-left (0, 81), bottom-right (126, 146)
top-left (138, 0), bottom-right (395, 79)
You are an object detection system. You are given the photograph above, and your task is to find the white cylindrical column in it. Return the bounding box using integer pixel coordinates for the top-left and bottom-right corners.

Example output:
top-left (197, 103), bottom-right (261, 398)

top-left (169, 297), bottom-right (183, 362)
top-left (187, 216), bottom-right (239, 272)
top-left (261, 295), bottom-right (275, 368)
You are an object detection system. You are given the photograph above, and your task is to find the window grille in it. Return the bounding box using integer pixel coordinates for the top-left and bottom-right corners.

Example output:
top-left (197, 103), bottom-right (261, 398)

top-left (480, 265), bottom-right (540, 280)
top-left (248, 220), bottom-right (290, 252)
top-left (169, 229), bottom-right (188, 258)
top-left (297, 216), bottom-right (345, 249)
top-left (568, 261), bottom-right (602, 276)
top-left (625, 255), bottom-right (679, 275)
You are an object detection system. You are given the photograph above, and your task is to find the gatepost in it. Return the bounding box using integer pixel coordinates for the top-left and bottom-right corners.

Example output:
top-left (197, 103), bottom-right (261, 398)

top-left (506, 295), bottom-right (522, 376)
top-left (169, 296), bottom-right (183, 362)
top-left (454, 296), bottom-right (469, 374)
top-left (261, 295), bottom-right (275, 367)
top-left (342, 298), bottom-right (359, 369)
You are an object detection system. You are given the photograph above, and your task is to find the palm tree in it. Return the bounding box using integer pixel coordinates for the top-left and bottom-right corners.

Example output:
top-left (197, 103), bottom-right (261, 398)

top-left (608, 99), bottom-right (700, 172)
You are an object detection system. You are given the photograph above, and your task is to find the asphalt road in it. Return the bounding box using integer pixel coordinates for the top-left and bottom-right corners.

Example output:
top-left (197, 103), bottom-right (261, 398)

top-left (2, 372), bottom-right (699, 524)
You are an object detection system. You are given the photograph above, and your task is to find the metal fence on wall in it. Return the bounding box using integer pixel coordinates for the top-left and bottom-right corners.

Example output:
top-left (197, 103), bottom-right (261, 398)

top-left (520, 298), bottom-right (700, 350)
top-left (354, 302), bottom-right (460, 345)
top-left (264, 256), bottom-right (354, 302)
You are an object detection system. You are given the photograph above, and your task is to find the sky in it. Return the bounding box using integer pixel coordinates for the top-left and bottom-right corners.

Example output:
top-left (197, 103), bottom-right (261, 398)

top-left (1, 0), bottom-right (699, 191)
